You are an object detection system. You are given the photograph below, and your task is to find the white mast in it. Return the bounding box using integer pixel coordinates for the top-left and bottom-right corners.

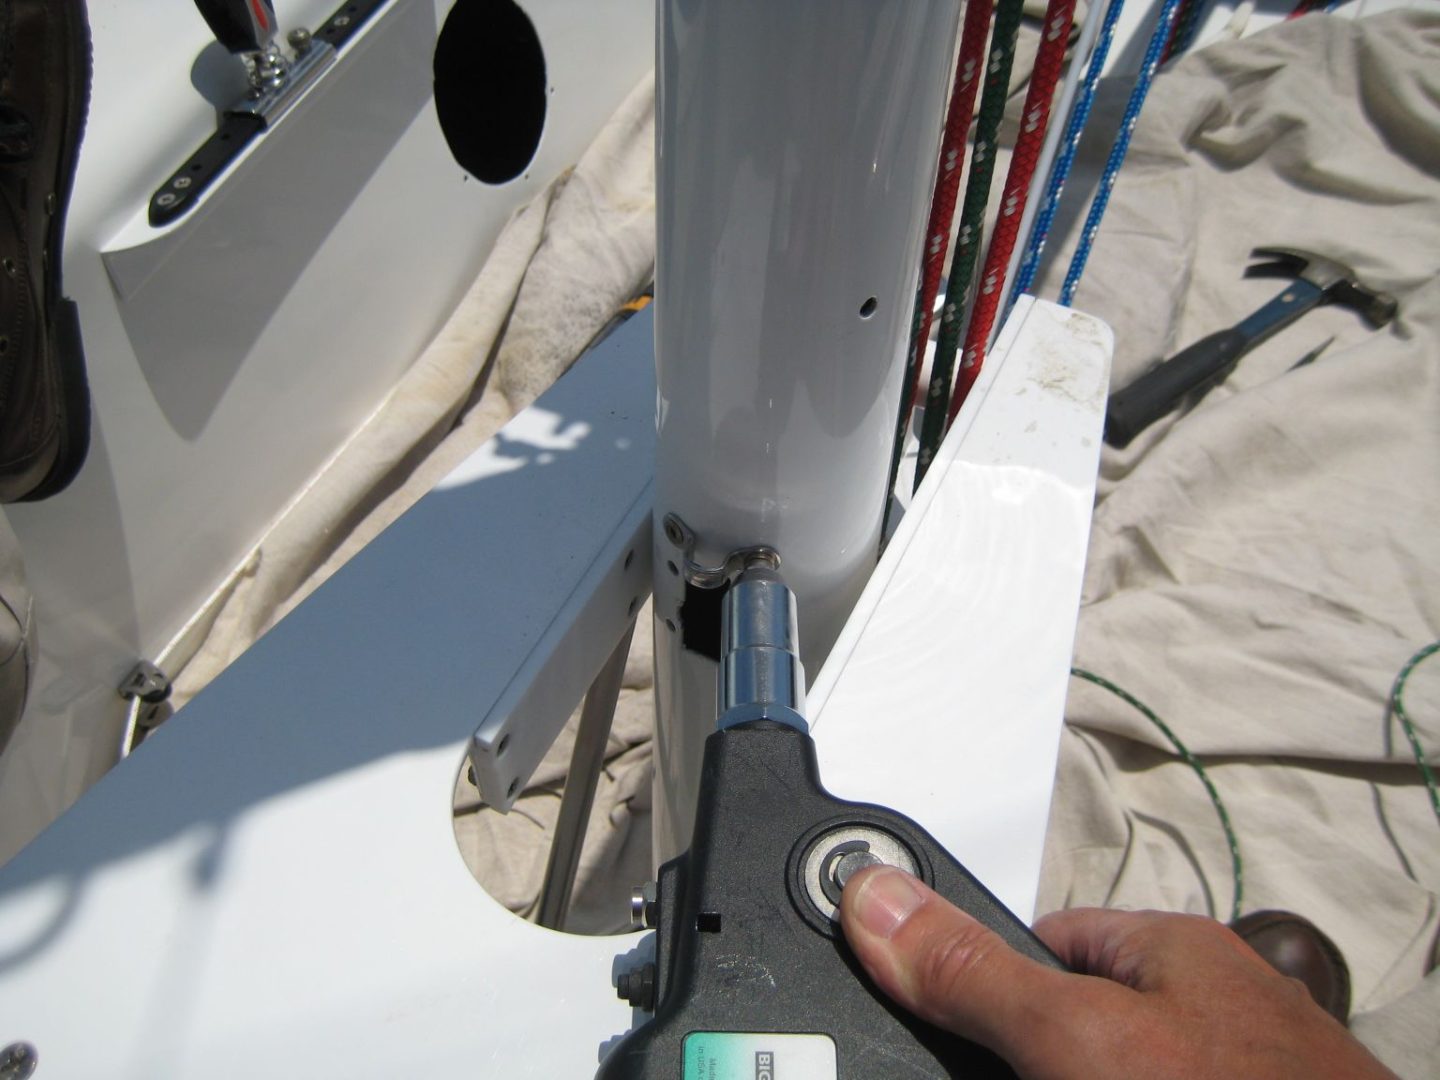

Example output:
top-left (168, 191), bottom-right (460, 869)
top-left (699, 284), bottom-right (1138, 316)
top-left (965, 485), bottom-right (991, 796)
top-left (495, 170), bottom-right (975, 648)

top-left (651, 0), bottom-right (964, 859)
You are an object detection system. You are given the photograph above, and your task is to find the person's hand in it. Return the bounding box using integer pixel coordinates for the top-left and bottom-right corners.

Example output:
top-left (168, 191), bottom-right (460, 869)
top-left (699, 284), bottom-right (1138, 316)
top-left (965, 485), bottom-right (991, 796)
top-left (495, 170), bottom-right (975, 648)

top-left (838, 865), bottom-right (1394, 1079)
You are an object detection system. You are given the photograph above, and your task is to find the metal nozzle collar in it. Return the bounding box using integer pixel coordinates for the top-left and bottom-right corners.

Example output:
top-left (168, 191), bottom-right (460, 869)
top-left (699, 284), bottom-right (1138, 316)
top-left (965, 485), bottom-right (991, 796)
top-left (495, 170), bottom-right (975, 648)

top-left (716, 566), bottom-right (807, 733)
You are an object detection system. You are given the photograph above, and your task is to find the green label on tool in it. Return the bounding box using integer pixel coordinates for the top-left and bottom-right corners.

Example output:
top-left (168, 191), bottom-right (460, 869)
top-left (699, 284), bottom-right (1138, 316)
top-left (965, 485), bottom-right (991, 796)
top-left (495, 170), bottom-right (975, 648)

top-left (682, 1032), bottom-right (837, 1080)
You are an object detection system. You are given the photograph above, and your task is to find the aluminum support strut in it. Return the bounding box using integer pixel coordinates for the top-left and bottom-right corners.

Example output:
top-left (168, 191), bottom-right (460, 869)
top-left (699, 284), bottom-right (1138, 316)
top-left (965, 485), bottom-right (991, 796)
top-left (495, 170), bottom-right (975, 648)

top-left (536, 619), bottom-right (637, 930)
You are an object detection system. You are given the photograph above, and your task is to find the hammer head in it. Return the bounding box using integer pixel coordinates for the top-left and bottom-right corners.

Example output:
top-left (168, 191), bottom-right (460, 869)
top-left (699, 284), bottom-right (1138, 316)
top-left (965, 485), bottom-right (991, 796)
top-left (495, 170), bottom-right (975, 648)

top-left (1248, 246), bottom-right (1398, 327)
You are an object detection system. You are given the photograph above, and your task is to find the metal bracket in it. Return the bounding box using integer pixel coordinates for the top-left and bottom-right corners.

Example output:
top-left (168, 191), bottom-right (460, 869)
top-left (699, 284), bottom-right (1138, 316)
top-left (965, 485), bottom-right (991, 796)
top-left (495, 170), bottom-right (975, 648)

top-left (148, 36), bottom-right (333, 227)
top-left (118, 660), bottom-right (171, 705)
top-left (231, 36), bottom-right (337, 127)
top-left (661, 513), bottom-right (779, 590)
top-left (118, 661), bottom-right (174, 752)
top-left (148, 0), bottom-right (387, 226)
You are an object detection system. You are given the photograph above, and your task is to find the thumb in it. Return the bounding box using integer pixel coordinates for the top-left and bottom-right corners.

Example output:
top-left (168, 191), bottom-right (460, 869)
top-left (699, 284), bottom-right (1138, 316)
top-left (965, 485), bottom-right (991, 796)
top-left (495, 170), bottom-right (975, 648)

top-left (839, 865), bottom-right (1124, 1073)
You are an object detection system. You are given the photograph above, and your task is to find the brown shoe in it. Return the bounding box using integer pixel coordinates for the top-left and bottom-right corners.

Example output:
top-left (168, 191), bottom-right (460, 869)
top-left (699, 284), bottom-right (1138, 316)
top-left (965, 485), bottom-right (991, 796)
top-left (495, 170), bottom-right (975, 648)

top-left (0, 0), bottom-right (91, 503)
top-left (1230, 910), bottom-right (1352, 1024)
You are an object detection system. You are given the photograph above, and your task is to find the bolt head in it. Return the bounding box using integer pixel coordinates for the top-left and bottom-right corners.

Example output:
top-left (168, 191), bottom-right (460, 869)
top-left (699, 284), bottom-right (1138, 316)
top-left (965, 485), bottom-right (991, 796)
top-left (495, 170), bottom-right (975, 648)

top-left (616, 962), bottom-right (657, 1010)
top-left (629, 881), bottom-right (658, 929)
top-left (0, 1042), bottom-right (37, 1080)
top-left (629, 887), bottom-right (647, 929)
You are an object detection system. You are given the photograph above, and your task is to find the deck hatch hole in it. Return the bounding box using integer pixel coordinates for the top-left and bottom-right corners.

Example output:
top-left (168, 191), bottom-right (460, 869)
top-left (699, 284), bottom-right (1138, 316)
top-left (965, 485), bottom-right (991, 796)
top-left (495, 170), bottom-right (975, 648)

top-left (434, 0), bottom-right (548, 185)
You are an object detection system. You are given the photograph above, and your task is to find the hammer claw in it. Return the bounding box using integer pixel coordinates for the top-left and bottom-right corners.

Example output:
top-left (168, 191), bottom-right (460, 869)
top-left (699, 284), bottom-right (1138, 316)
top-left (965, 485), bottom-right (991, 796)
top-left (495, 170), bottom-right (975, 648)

top-left (1247, 247), bottom-right (1392, 315)
top-left (1244, 257), bottom-right (1302, 282)
top-left (1251, 245), bottom-right (1309, 265)
top-left (1246, 246), bottom-right (1303, 277)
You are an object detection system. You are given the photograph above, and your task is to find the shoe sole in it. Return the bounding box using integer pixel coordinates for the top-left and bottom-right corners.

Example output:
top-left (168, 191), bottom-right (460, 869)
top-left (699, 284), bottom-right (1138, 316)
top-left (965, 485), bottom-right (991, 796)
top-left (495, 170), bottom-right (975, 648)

top-left (18, 0), bottom-right (92, 502)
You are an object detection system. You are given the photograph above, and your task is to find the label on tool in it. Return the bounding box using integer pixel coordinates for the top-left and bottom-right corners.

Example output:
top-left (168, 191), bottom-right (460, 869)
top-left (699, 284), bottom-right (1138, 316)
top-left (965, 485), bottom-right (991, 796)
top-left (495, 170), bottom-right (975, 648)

top-left (682, 1032), bottom-right (837, 1079)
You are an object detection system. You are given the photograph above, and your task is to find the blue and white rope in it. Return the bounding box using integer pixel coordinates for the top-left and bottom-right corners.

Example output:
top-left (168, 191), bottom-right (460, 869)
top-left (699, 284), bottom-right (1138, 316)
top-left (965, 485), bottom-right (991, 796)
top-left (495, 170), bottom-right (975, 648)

top-left (1005, 0), bottom-right (1127, 319)
top-left (1058, 0), bottom-right (1184, 307)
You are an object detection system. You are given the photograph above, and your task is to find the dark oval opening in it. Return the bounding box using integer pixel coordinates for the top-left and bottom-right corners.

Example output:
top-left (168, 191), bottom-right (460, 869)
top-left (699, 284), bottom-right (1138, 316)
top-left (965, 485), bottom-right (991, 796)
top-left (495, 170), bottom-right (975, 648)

top-left (434, 0), bottom-right (548, 185)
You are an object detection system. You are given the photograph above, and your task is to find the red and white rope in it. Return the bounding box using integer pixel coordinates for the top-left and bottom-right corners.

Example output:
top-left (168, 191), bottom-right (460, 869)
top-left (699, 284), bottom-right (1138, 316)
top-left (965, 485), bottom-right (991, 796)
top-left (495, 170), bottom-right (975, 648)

top-left (949, 0), bottom-right (1078, 422)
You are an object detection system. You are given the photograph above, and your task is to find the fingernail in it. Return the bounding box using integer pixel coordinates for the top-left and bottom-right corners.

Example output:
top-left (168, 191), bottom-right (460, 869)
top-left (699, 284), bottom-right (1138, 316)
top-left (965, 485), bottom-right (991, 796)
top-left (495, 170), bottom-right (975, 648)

top-left (851, 866), bottom-right (926, 940)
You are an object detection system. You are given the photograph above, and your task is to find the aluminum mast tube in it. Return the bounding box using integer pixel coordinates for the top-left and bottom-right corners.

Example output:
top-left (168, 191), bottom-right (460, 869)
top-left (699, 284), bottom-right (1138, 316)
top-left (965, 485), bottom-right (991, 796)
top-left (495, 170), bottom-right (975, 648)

top-left (652, 0), bottom-right (962, 860)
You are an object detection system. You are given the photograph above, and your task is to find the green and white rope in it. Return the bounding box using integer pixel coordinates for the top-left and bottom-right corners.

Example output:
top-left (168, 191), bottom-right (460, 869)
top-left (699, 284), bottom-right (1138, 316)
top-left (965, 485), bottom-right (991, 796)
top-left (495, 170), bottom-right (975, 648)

top-left (914, 0), bottom-right (1026, 490)
top-left (1070, 646), bottom-right (1440, 922)
top-left (1389, 640), bottom-right (1440, 825)
top-left (1070, 667), bottom-right (1244, 921)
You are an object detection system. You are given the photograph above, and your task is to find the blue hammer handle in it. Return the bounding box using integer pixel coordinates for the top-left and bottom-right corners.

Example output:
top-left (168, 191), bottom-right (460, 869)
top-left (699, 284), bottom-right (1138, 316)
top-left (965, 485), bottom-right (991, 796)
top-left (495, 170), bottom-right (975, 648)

top-left (1105, 278), bottom-right (1325, 447)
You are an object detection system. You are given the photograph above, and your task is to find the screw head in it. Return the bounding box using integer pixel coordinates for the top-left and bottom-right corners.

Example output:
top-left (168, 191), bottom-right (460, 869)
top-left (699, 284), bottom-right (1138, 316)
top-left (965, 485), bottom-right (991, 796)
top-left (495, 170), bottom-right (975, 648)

top-left (287, 27), bottom-right (313, 53)
top-left (0, 1042), bottom-right (37, 1080)
top-left (155, 192), bottom-right (178, 208)
top-left (333, 13), bottom-right (351, 27)
top-left (832, 849), bottom-right (883, 890)
top-left (172, 175), bottom-right (192, 190)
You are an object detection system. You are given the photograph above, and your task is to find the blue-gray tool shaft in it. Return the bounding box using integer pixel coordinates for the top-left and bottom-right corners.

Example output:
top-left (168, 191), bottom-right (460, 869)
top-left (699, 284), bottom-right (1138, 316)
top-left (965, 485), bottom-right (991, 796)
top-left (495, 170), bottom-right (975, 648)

top-left (718, 570), bottom-right (808, 733)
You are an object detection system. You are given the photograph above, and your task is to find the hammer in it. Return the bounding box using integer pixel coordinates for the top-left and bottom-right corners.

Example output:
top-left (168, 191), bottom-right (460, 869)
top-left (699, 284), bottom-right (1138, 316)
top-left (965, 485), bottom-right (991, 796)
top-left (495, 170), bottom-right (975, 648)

top-left (1104, 247), bottom-right (1397, 447)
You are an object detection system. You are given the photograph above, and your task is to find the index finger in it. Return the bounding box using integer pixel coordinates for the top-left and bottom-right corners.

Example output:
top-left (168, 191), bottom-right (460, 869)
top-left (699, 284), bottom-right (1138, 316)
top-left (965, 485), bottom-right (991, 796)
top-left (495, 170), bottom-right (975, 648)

top-left (1034, 908), bottom-right (1276, 992)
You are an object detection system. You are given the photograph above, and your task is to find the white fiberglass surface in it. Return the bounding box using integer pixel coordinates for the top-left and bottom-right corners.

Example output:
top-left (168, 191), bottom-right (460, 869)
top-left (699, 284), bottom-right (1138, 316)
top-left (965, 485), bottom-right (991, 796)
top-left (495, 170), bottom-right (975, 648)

top-left (0, 314), bottom-right (660, 1078)
top-left (0, 300), bottom-right (1110, 1074)
top-left (811, 298), bottom-right (1113, 921)
top-left (0, 0), bottom-right (654, 863)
